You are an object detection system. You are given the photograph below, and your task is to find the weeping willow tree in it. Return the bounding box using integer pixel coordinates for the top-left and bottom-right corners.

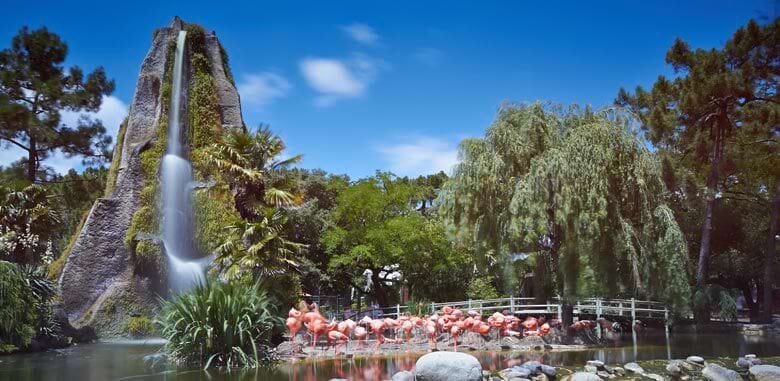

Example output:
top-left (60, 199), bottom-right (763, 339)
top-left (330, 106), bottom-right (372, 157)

top-left (439, 103), bottom-right (691, 325)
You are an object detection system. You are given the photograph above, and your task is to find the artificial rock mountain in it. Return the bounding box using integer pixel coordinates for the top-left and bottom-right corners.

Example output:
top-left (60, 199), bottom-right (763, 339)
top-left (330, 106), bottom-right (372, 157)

top-left (58, 17), bottom-right (244, 335)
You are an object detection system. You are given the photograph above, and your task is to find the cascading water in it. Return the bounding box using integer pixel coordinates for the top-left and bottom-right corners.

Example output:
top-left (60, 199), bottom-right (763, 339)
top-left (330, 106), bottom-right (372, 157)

top-left (161, 30), bottom-right (206, 292)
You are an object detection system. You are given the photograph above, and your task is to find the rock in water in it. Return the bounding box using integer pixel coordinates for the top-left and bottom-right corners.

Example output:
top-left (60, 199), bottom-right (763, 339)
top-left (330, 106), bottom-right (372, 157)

top-left (391, 370), bottom-right (415, 381)
top-left (541, 365), bottom-right (558, 378)
top-left (569, 372), bottom-right (602, 381)
top-left (702, 364), bottom-right (740, 381)
top-left (749, 365), bottom-right (780, 381)
top-left (415, 352), bottom-right (482, 381)
top-left (686, 356), bottom-right (705, 366)
top-left (522, 361), bottom-right (543, 375)
top-left (625, 363), bottom-right (645, 374)
top-left (667, 361), bottom-right (683, 377)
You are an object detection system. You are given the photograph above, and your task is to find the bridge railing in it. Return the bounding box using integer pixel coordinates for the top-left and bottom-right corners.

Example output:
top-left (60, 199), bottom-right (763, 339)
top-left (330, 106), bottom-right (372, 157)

top-left (344, 297), bottom-right (669, 328)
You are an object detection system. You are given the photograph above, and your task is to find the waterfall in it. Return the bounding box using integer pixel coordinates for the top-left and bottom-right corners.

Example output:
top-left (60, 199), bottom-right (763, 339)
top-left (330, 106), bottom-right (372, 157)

top-left (161, 30), bottom-right (206, 292)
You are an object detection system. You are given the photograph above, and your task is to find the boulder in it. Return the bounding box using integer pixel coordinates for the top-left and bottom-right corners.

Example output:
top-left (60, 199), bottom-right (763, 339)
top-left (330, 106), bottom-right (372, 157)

top-left (667, 361), bottom-right (683, 377)
top-left (522, 361), bottom-right (543, 375)
top-left (702, 364), bottom-right (740, 381)
top-left (509, 367), bottom-right (533, 378)
top-left (391, 370), bottom-right (415, 381)
top-left (584, 366), bottom-right (598, 374)
top-left (737, 358), bottom-right (752, 369)
top-left (625, 363), bottom-right (645, 374)
top-left (587, 360), bottom-right (605, 369)
top-left (541, 365), bottom-right (558, 378)
top-left (519, 335), bottom-right (547, 349)
top-left (415, 351), bottom-right (482, 381)
top-left (569, 372), bottom-right (602, 381)
top-left (686, 356), bottom-right (705, 366)
top-left (749, 365), bottom-right (780, 381)
top-left (644, 374), bottom-right (665, 381)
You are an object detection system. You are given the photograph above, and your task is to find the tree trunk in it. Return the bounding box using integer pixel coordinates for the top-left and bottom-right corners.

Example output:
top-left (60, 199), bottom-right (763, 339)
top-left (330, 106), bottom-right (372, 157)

top-left (371, 271), bottom-right (391, 307)
top-left (695, 123), bottom-right (723, 322)
top-left (741, 283), bottom-right (760, 322)
top-left (27, 137), bottom-right (37, 182)
top-left (763, 177), bottom-right (779, 323)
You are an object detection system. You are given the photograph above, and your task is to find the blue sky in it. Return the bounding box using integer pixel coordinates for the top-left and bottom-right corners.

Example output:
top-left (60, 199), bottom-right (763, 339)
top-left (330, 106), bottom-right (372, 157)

top-left (0, 0), bottom-right (774, 178)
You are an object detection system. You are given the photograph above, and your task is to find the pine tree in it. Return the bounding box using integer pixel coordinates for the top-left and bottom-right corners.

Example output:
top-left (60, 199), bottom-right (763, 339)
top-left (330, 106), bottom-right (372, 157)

top-left (0, 27), bottom-right (115, 182)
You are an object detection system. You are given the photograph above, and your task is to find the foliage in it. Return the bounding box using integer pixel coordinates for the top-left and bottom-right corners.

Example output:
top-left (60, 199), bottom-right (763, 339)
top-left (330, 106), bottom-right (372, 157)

top-left (125, 316), bottom-right (155, 338)
top-left (104, 117), bottom-right (128, 196)
top-left (157, 278), bottom-right (280, 368)
top-left (439, 104), bottom-right (692, 313)
top-left (323, 172), bottom-right (472, 305)
top-left (0, 261), bottom-right (58, 353)
top-left (466, 275), bottom-right (500, 300)
top-left (215, 210), bottom-right (304, 280)
top-left (616, 18), bottom-right (779, 320)
top-left (0, 26), bottom-right (115, 181)
top-left (0, 184), bottom-right (59, 264)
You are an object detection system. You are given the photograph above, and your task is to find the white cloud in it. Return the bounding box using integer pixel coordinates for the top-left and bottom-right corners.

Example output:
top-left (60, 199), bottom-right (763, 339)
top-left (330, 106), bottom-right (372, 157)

top-left (341, 23), bottom-right (379, 45)
top-left (60, 95), bottom-right (128, 144)
top-left (299, 55), bottom-right (383, 107)
top-left (377, 137), bottom-right (459, 177)
top-left (413, 48), bottom-right (443, 67)
top-left (0, 95), bottom-right (128, 174)
top-left (237, 72), bottom-right (291, 107)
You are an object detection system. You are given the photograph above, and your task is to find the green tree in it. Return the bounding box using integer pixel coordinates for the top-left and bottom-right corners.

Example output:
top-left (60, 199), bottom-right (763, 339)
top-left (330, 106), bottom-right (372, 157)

top-left (616, 19), bottom-right (779, 321)
top-left (440, 104), bottom-right (691, 327)
top-left (199, 127), bottom-right (302, 220)
top-left (323, 173), bottom-right (471, 305)
top-left (0, 184), bottom-right (60, 264)
top-left (0, 27), bottom-right (115, 182)
top-left (214, 209), bottom-right (304, 280)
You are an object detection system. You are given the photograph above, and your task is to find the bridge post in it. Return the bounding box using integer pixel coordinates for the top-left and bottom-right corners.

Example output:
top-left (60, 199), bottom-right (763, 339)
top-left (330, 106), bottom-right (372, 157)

top-left (664, 306), bottom-right (671, 360)
top-left (510, 296), bottom-right (515, 314)
top-left (397, 304), bottom-right (401, 319)
top-left (557, 303), bottom-right (562, 321)
top-left (619, 301), bottom-right (623, 316)
top-left (596, 298), bottom-right (602, 339)
top-left (431, 302), bottom-right (435, 315)
top-left (631, 298), bottom-right (637, 359)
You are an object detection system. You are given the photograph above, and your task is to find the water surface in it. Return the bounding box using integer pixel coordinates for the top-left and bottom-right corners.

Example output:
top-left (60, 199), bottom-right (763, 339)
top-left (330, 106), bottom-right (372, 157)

top-left (1, 332), bottom-right (778, 381)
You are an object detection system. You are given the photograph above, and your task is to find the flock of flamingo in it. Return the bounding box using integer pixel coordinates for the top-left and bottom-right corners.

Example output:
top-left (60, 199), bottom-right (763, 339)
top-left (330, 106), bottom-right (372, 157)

top-left (285, 303), bottom-right (621, 356)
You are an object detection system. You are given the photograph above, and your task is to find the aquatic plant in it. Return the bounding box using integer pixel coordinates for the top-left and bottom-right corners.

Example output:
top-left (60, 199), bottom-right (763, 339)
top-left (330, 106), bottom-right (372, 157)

top-left (157, 278), bottom-right (280, 368)
top-left (125, 316), bottom-right (155, 338)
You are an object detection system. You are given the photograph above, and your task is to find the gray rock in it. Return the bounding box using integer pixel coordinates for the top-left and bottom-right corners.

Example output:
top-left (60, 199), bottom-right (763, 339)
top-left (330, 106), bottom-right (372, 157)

top-left (749, 365), bottom-right (780, 381)
top-left (585, 366), bottom-right (599, 374)
top-left (391, 370), bottom-right (415, 381)
top-left (415, 351), bottom-right (482, 381)
top-left (702, 364), bottom-right (740, 381)
top-left (570, 372), bottom-right (602, 381)
top-left (667, 362), bottom-right (683, 377)
top-left (510, 367), bottom-right (533, 378)
top-left (686, 356), bottom-right (705, 366)
top-left (503, 370), bottom-right (527, 379)
top-left (519, 335), bottom-right (547, 349)
top-left (751, 358), bottom-right (763, 366)
top-left (58, 16), bottom-right (246, 337)
top-left (625, 363), bottom-right (646, 374)
top-left (587, 361), bottom-right (605, 369)
top-left (523, 361), bottom-right (543, 375)
top-left (603, 365), bottom-right (614, 374)
top-left (541, 365), bottom-right (558, 378)
top-left (509, 378), bottom-right (531, 381)
top-left (745, 354), bottom-right (757, 360)
top-left (596, 370), bottom-right (613, 379)
top-left (644, 373), bottom-right (665, 381)
top-left (612, 368), bottom-right (625, 376)
top-left (737, 358), bottom-right (752, 369)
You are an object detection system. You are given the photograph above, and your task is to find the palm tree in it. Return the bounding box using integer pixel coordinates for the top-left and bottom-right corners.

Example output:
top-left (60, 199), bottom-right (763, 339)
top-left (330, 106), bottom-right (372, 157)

top-left (214, 208), bottom-right (305, 280)
top-left (200, 126), bottom-right (302, 220)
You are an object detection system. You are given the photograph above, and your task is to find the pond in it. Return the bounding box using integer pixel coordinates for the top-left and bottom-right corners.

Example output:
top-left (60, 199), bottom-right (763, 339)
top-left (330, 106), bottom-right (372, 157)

top-left (1, 332), bottom-right (778, 381)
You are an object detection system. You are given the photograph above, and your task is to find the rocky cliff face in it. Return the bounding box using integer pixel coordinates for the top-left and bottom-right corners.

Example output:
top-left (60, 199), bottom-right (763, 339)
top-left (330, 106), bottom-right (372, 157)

top-left (58, 17), bottom-right (244, 335)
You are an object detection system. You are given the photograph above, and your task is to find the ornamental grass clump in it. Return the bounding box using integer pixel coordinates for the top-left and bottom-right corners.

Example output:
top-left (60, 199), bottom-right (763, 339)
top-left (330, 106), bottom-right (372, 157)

top-left (157, 279), bottom-right (280, 369)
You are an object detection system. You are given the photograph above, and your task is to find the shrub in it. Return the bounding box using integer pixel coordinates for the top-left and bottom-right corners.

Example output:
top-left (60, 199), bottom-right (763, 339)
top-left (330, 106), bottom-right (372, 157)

top-left (125, 316), bottom-right (155, 338)
top-left (466, 275), bottom-right (500, 300)
top-left (157, 279), bottom-right (280, 368)
top-left (0, 261), bottom-right (57, 353)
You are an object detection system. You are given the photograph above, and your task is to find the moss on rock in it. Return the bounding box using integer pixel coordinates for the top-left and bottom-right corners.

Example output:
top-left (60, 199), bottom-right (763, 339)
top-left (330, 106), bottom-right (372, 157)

top-left (125, 315), bottom-right (156, 338)
top-left (104, 116), bottom-right (129, 197)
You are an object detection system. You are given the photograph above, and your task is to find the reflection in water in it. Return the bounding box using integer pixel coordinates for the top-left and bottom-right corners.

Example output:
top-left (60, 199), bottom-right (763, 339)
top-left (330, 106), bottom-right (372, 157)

top-left (1, 333), bottom-right (779, 381)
